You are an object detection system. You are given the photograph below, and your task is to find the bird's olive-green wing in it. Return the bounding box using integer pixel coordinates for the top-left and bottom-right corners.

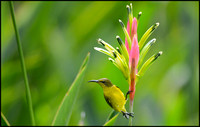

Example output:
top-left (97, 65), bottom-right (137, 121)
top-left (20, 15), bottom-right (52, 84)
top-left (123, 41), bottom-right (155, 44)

top-left (115, 86), bottom-right (120, 89)
top-left (115, 85), bottom-right (126, 100)
top-left (104, 95), bottom-right (113, 108)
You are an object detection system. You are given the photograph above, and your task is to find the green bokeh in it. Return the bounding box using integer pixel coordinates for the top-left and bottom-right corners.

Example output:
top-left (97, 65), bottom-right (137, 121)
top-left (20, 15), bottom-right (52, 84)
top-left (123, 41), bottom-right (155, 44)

top-left (1, 1), bottom-right (199, 126)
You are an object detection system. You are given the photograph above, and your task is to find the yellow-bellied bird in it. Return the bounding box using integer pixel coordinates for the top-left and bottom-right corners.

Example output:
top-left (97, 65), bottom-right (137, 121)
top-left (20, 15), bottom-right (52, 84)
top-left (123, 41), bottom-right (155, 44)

top-left (88, 78), bottom-right (134, 119)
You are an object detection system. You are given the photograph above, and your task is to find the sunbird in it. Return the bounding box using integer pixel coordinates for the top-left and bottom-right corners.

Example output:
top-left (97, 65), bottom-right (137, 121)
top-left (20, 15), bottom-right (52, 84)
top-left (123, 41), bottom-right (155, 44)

top-left (88, 78), bottom-right (134, 119)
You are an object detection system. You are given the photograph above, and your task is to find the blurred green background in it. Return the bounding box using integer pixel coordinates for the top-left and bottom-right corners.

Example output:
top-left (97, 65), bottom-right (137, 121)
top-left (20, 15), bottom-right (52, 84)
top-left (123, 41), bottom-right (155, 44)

top-left (1, 1), bottom-right (199, 126)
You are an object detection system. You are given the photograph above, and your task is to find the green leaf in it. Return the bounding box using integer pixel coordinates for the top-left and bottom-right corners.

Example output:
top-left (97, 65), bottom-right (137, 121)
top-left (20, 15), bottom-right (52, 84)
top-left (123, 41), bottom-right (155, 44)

top-left (1, 112), bottom-right (10, 126)
top-left (52, 52), bottom-right (90, 126)
top-left (139, 23), bottom-right (159, 51)
top-left (103, 110), bottom-right (119, 126)
top-left (137, 51), bottom-right (162, 81)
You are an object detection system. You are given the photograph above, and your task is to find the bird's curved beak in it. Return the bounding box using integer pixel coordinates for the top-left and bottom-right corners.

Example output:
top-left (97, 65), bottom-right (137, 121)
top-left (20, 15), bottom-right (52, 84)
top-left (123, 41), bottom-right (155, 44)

top-left (88, 80), bottom-right (99, 83)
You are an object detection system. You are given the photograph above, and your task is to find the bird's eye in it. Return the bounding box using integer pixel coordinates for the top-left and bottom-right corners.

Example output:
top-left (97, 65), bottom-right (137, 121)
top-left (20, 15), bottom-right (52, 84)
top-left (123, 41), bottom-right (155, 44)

top-left (101, 81), bottom-right (106, 83)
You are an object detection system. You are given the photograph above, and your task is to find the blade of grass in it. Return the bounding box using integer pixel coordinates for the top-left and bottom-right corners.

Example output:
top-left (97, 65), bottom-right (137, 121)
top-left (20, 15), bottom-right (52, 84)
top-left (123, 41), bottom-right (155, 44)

top-left (103, 110), bottom-right (119, 126)
top-left (105, 110), bottom-right (118, 122)
top-left (52, 52), bottom-right (90, 126)
top-left (1, 112), bottom-right (10, 126)
top-left (9, 1), bottom-right (35, 125)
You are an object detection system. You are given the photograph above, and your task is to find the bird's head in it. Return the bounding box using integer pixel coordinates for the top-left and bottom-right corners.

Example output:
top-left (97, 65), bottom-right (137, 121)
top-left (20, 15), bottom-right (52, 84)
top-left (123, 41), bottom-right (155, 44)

top-left (88, 78), bottom-right (113, 87)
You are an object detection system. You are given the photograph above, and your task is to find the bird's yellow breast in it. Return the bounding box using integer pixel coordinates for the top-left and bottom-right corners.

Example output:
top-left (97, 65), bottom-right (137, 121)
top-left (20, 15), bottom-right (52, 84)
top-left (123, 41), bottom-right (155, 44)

top-left (103, 85), bottom-right (126, 112)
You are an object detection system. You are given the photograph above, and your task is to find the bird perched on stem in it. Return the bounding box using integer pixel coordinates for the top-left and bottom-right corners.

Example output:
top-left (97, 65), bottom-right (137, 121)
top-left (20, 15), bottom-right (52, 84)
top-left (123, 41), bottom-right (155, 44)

top-left (88, 78), bottom-right (134, 119)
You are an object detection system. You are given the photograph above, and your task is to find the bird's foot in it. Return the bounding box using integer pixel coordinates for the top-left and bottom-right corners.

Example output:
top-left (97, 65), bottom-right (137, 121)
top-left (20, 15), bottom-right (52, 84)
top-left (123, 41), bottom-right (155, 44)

top-left (125, 90), bottom-right (133, 100)
top-left (121, 111), bottom-right (134, 119)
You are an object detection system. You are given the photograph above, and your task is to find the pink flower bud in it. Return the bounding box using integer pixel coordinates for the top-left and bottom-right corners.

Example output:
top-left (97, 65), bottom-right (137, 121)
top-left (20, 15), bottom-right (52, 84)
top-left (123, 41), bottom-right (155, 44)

top-left (129, 36), bottom-right (139, 69)
top-left (131, 17), bottom-right (138, 40)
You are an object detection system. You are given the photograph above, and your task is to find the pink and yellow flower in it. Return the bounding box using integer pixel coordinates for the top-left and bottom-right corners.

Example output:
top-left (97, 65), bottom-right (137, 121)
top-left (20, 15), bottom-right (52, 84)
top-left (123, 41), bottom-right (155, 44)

top-left (94, 3), bottom-right (162, 111)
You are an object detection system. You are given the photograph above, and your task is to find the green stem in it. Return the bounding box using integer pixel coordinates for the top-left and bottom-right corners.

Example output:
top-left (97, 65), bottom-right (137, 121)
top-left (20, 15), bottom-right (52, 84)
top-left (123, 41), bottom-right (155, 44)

top-left (9, 1), bottom-right (35, 125)
top-left (129, 100), bottom-right (133, 126)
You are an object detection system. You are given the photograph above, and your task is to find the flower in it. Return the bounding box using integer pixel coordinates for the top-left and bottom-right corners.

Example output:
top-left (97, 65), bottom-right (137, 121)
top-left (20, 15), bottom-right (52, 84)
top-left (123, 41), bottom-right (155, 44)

top-left (94, 3), bottom-right (162, 111)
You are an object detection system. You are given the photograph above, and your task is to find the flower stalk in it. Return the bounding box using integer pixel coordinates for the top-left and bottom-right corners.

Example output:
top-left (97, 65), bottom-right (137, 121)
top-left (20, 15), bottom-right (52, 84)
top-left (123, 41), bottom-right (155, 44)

top-left (94, 3), bottom-right (162, 125)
